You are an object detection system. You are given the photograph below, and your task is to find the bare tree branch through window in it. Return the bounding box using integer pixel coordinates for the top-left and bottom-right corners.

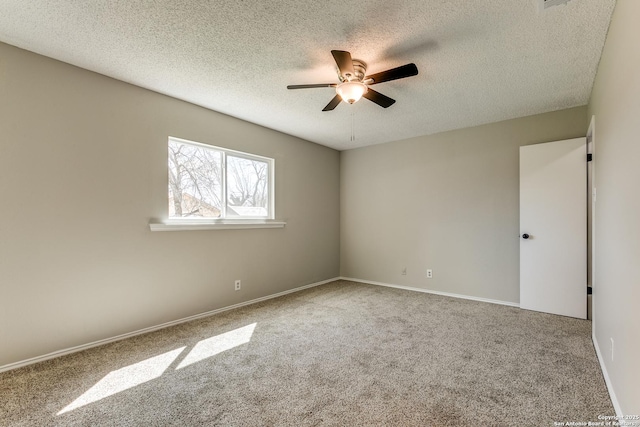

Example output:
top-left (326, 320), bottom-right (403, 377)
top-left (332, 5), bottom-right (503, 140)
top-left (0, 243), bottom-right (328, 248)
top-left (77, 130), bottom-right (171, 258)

top-left (168, 138), bottom-right (272, 219)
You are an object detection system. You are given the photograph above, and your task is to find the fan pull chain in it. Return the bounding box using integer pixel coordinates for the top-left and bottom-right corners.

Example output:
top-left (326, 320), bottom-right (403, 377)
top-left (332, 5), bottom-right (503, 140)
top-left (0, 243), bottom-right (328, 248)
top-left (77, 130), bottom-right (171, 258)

top-left (350, 109), bottom-right (355, 142)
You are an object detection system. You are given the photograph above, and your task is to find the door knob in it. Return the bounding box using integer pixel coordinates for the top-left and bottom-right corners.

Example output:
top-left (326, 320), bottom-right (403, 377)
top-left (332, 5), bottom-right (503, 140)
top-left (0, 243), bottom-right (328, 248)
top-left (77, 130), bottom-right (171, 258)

top-left (522, 233), bottom-right (530, 239)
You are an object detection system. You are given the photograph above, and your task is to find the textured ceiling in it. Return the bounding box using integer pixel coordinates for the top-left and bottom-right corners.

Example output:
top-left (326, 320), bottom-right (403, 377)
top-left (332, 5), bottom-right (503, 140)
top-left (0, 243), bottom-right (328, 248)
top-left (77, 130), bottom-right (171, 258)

top-left (0, 0), bottom-right (615, 150)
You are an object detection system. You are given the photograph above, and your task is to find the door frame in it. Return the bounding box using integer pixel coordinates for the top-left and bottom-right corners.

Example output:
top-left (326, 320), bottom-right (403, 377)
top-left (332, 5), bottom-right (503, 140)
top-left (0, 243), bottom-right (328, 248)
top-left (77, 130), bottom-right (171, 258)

top-left (587, 116), bottom-right (596, 322)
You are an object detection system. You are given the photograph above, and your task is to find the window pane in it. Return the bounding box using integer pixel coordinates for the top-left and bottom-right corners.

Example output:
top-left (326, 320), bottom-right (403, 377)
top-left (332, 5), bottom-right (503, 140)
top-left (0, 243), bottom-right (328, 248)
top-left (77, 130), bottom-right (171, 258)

top-left (226, 155), bottom-right (269, 217)
top-left (168, 141), bottom-right (223, 218)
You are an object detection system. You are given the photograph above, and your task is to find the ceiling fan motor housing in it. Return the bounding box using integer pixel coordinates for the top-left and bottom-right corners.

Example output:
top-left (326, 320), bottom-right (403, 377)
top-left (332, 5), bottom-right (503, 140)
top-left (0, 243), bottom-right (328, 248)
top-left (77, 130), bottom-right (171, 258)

top-left (339, 60), bottom-right (367, 82)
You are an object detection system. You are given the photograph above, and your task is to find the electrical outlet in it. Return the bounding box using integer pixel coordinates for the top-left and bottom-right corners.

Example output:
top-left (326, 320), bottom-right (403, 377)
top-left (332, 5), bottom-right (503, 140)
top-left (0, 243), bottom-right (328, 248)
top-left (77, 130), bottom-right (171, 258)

top-left (610, 338), bottom-right (614, 361)
top-left (235, 280), bottom-right (241, 291)
top-left (427, 269), bottom-right (433, 278)
top-left (401, 267), bottom-right (407, 276)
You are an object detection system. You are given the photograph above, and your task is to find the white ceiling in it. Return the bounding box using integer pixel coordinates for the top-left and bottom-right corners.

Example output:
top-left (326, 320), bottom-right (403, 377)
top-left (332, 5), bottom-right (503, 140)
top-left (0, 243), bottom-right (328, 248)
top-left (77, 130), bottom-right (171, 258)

top-left (0, 0), bottom-right (615, 151)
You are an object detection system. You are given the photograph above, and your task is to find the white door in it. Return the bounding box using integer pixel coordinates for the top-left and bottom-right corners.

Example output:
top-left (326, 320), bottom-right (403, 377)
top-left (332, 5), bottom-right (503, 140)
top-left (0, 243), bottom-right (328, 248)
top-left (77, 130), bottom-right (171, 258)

top-left (520, 138), bottom-right (586, 319)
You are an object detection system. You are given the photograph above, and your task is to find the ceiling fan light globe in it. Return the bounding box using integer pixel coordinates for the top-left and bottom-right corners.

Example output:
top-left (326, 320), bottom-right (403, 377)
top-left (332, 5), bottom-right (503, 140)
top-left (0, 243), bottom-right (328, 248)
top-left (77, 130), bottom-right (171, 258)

top-left (336, 81), bottom-right (368, 104)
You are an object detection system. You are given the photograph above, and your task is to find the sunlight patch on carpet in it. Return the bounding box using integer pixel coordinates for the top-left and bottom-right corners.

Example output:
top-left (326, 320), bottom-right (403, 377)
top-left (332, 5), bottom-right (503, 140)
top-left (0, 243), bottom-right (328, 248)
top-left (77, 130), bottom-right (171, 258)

top-left (176, 323), bottom-right (256, 370)
top-left (57, 347), bottom-right (186, 415)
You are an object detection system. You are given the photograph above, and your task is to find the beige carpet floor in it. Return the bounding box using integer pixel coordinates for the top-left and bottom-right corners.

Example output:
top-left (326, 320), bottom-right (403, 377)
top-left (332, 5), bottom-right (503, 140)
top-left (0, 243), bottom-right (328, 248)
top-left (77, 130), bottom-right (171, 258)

top-left (0, 280), bottom-right (614, 426)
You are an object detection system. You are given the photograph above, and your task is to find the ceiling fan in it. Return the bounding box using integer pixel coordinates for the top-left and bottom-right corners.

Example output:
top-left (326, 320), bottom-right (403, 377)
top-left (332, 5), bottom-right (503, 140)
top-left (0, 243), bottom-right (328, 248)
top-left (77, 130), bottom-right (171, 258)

top-left (287, 50), bottom-right (419, 111)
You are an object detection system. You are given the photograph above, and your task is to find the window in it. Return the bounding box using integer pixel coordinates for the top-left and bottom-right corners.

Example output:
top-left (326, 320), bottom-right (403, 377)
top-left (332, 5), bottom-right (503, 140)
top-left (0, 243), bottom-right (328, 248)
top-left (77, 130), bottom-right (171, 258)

top-left (168, 137), bottom-right (274, 221)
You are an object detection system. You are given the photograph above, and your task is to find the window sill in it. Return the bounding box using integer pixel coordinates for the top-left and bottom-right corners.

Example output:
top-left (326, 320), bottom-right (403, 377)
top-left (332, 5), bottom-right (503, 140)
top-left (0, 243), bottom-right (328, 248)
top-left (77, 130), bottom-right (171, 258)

top-left (149, 220), bottom-right (286, 231)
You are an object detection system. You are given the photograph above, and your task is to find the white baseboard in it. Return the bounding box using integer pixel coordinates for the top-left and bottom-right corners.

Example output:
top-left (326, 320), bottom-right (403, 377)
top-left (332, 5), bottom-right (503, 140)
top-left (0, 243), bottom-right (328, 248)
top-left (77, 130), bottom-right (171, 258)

top-left (592, 331), bottom-right (623, 416)
top-left (339, 276), bottom-right (520, 308)
top-left (0, 277), bottom-right (340, 374)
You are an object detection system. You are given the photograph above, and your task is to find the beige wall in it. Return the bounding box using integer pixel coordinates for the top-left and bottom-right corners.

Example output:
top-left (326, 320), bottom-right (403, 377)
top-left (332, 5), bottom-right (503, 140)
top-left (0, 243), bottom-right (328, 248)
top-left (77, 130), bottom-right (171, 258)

top-left (0, 42), bottom-right (340, 367)
top-left (588, 0), bottom-right (640, 415)
top-left (340, 107), bottom-right (587, 304)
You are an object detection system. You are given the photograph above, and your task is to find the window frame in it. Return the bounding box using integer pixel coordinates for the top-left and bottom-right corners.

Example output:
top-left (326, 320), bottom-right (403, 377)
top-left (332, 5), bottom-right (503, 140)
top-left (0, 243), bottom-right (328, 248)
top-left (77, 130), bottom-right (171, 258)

top-left (150, 137), bottom-right (284, 231)
top-left (223, 149), bottom-right (274, 220)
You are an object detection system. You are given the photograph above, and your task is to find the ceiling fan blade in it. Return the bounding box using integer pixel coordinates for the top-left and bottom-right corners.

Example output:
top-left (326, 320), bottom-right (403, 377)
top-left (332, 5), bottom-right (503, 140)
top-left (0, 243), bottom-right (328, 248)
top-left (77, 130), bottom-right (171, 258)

top-left (287, 83), bottom-right (337, 89)
top-left (331, 50), bottom-right (355, 79)
top-left (322, 94), bottom-right (342, 111)
top-left (363, 89), bottom-right (396, 108)
top-left (366, 63), bottom-right (418, 85)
